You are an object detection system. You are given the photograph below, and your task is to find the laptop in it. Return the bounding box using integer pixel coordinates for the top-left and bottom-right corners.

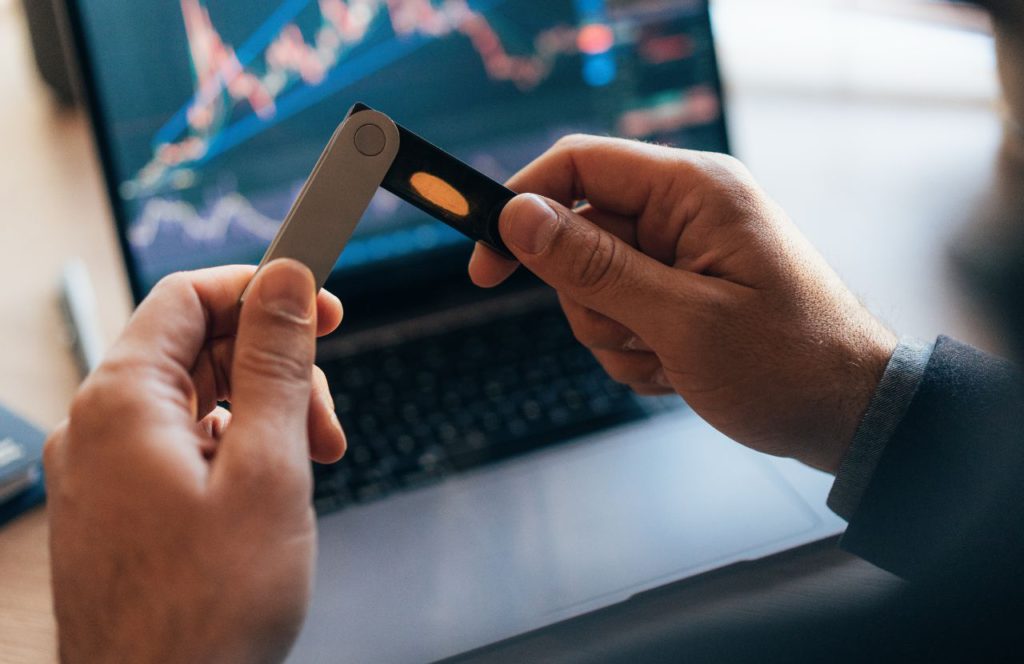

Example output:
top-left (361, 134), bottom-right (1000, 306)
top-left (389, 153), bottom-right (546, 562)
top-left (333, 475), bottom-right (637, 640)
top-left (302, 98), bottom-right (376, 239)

top-left (62, 0), bottom-right (845, 660)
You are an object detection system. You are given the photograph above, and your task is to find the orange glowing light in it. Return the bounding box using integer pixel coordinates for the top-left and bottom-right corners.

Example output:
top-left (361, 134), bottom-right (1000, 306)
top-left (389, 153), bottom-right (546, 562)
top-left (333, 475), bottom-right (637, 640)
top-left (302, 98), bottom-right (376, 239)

top-left (410, 172), bottom-right (470, 217)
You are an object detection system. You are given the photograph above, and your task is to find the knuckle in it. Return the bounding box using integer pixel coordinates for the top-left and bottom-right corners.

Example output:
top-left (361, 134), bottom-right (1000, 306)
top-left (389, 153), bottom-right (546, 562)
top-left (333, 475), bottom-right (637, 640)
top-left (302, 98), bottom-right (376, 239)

top-left (77, 355), bottom-right (156, 409)
top-left (572, 229), bottom-right (624, 296)
top-left (708, 151), bottom-right (744, 171)
top-left (67, 381), bottom-right (106, 433)
top-left (234, 342), bottom-right (311, 386)
top-left (42, 424), bottom-right (67, 470)
top-left (552, 133), bottom-right (591, 153)
top-left (150, 270), bottom-right (193, 299)
top-left (699, 153), bottom-right (758, 194)
top-left (695, 150), bottom-right (749, 179)
top-left (677, 153), bottom-right (767, 226)
top-left (67, 372), bottom-right (140, 441)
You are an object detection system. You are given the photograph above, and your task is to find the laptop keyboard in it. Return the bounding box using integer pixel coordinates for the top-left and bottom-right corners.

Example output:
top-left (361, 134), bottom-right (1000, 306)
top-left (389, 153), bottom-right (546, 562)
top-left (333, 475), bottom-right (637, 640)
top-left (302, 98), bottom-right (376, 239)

top-left (313, 295), bottom-right (680, 515)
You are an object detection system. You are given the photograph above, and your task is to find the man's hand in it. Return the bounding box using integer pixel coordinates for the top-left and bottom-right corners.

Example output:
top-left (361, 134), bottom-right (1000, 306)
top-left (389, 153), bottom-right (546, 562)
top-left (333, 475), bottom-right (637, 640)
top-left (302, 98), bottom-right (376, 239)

top-left (470, 136), bottom-right (897, 472)
top-left (45, 260), bottom-right (345, 664)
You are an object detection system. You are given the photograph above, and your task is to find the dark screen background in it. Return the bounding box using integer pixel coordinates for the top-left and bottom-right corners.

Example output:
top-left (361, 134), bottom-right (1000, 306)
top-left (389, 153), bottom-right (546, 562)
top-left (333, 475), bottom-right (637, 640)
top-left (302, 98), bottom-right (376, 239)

top-left (72, 0), bottom-right (727, 294)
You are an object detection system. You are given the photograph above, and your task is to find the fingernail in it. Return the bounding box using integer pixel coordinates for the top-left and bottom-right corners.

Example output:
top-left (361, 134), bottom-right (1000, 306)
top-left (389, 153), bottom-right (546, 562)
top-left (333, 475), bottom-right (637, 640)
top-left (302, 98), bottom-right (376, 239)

top-left (653, 368), bottom-right (671, 388)
top-left (504, 194), bottom-right (559, 255)
top-left (258, 259), bottom-right (315, 321)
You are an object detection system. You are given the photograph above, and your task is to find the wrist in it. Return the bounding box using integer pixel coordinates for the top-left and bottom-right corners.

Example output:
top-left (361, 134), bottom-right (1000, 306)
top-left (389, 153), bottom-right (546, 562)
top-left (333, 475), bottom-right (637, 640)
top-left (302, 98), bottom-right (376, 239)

top-left (814, 324), bottom-right (899, 475)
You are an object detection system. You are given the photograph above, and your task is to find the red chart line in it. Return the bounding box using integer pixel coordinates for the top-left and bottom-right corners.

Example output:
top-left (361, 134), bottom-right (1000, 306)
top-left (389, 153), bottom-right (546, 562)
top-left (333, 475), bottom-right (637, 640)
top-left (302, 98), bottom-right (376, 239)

top-left (128, 0), bottom-right (592, 196)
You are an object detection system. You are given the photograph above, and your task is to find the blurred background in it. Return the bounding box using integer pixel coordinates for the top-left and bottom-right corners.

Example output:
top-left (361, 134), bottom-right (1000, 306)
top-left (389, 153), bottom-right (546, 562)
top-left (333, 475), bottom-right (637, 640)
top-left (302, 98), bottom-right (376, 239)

top-left (0, 0), bottom-right (1009, 659)
top-left (2, 0), bottom-right (1006, 411)
top-left (0, 0), bottom-right (1003, 427)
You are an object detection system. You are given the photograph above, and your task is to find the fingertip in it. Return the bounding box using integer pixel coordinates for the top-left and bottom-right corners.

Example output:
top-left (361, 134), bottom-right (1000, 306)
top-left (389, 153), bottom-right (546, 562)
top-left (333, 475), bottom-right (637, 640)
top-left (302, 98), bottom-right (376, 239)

top-left (468, 242), bottom-right (519, 288)
top-left (316, 289), bottom-right (344, 336)
top-left (251, 258), bottom-right (317, 323)
top-left (311, 413), bottom-right (347, 464)
top-left (499, 194), bottom-right (562, 257)
top-left (308, 366), bottom-right (346, 463)
top-left (309, 405), bottom-right (347, 464)
top-left (198, 407), bottom-right (233, 459)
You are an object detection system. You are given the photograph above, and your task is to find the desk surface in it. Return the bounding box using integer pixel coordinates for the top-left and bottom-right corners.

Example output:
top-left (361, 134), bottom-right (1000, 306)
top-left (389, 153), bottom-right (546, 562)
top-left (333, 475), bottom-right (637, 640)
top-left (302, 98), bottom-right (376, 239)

top-left (0, 3), bottom-right (131, 660)
top-left (0, 1), bottom-right (1001, 661)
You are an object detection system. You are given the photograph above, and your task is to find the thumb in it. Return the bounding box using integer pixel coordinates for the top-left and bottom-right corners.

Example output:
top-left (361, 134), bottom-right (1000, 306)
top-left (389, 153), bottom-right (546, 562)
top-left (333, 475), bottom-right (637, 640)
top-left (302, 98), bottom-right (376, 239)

top-left (219, 259), bottom-right (317, 477)
top-left (500, 194), bottom-right (680, 335)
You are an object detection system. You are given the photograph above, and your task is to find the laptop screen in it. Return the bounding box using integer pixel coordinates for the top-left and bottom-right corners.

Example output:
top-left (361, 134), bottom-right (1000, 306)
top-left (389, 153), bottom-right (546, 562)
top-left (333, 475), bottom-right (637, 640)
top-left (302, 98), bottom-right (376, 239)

top-left (66, 0), bottom-right (728, 302)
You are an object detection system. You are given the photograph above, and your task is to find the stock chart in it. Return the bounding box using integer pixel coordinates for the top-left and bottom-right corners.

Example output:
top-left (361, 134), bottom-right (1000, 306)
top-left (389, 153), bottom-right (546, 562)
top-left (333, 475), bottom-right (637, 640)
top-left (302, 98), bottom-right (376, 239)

top-left (76, 0), bottom-right (724, 291)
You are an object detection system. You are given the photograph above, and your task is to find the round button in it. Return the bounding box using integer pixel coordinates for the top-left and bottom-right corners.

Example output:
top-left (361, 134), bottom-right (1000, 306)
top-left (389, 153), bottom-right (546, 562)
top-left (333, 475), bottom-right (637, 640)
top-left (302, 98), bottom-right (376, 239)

top-left (354, 124), bottom-right (387, 157)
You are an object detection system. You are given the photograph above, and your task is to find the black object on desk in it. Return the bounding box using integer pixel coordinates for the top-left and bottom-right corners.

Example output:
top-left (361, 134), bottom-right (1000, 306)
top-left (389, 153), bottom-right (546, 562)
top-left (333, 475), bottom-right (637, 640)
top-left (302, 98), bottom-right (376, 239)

top-left (22, 0), bottom-right (79, 107)
top-left (0, 403), bottom-right (46, 526)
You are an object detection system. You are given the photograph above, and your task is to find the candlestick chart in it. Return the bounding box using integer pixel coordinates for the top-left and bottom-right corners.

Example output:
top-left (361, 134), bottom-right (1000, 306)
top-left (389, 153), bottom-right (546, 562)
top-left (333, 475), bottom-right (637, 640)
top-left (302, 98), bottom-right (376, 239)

top-left (78, 0), bottom-right (724, 290)
top-left (126, 0), bottom-right (611, 198)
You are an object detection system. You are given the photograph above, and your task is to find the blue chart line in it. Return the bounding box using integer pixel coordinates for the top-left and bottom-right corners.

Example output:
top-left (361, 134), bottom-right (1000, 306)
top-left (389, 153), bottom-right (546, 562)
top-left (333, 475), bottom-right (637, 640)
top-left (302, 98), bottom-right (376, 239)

top-left (158, 0), bottom-right (509, 162)
top-left (200, 0), bottom-right (507, 162)
top-left (201, 34), bottom-right (429, 162)
top-left (341, 222), bottom-right (466, 269)
top-left (233, 0), bottom-right (316, 66)
top-left (153, 0), bottom-right (315, 147)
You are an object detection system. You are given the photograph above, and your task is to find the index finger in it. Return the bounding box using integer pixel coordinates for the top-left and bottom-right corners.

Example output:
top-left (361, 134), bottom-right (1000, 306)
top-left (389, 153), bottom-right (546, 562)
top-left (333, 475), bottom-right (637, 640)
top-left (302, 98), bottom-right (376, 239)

top-left (505, 135), bottom-right (699, 217)
top-left (112, 265), bottom-right (342, 376)
top-left (469, 135), bottom-right (700, 284)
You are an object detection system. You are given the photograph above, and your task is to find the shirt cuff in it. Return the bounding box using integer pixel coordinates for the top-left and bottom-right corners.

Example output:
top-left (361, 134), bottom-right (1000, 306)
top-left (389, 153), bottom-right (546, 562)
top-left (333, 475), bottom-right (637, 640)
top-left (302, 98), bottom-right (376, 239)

top-left (827, 337), bottom-right (935, 521)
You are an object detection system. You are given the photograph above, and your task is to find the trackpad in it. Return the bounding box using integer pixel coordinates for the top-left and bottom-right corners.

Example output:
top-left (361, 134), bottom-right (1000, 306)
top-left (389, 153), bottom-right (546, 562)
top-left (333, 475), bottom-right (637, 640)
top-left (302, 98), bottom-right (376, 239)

top-left (293, 413), bottom-right (824, 663)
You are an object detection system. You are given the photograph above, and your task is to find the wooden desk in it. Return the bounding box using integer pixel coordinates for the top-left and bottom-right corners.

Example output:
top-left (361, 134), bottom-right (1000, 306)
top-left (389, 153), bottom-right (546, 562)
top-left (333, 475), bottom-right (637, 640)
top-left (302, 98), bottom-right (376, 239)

top-left (0, 4), bottom-right (131, 660)
top-left (0, 1), bottom-right (1001, 661)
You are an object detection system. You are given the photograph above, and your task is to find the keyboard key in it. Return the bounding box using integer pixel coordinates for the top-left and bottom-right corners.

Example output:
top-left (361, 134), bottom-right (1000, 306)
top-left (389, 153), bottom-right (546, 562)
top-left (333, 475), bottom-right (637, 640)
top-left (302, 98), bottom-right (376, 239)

top-left (312, 302), bottom-right (677, 516)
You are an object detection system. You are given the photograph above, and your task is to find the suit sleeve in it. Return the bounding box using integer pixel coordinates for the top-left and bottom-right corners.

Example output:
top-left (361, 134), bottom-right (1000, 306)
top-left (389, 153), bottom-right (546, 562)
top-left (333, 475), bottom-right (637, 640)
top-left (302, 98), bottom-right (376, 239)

top-left (836, 336), bottom-right (1024, 581)
top-left (828, 338), bottom-right (934, 521)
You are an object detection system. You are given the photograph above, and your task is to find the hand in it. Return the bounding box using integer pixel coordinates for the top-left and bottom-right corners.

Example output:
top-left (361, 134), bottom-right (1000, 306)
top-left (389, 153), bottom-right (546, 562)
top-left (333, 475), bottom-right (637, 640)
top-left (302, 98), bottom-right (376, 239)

top-left (44, 260), bottom-right (345, 664)
top-left (469, 136), bottom-right (897, 472)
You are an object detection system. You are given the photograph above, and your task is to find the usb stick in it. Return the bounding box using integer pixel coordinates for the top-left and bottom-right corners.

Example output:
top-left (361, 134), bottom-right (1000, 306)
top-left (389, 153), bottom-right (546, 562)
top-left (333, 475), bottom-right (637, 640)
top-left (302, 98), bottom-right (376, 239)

top-left (243, 103), bottom-right (515, 301)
